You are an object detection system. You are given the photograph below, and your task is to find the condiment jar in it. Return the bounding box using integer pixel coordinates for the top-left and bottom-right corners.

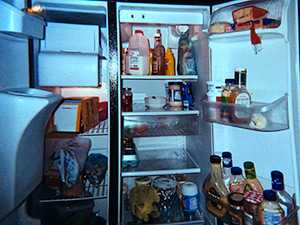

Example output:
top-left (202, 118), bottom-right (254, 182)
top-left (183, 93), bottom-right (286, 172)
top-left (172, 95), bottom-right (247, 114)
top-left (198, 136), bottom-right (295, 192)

top-left (168, 82), bottom-right (183, 108)
top-left (228, 192), bottom-right (244, 225)
top-left (181, 182), bottom-right (199, 220)
top-left (244, 191), bottom-right (263, 225)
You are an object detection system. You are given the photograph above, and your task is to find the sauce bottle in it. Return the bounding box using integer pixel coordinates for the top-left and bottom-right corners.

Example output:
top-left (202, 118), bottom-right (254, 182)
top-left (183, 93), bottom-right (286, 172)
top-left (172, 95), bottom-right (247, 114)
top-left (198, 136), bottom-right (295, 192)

top-left (258, 190), bottom-right (284, 225)
top-left (229, 167), bottom-right (246, 193)
top-left (228, 192), bottom-right (244, 225)
top-left (152, 29), bottom-right (165, 75)
top-left (203, 155), bottom-right (229, 218)
top-left (165, 48), bottom-right (175, 76)
top-left (222, 151), bottom-right (232, 191)
top-left (244, 161), bottom-right (263, 194)
top-left (177, 26), bottom-right (190, 75)
top-left (271, 170), bottom-right (295, 217)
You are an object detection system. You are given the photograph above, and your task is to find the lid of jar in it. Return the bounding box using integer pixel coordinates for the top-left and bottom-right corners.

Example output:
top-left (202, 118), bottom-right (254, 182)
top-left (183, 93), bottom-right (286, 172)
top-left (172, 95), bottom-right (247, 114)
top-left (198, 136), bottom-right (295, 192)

top-left (271, 170), bottom-right (284, 191)
top-left (231, 166), bottom-right (242, 175)
top-left (152, 176), bottom-right (177, 190)
top-left (244, 191), bottom-right (263, 204)
top-left (135, 30), bottom-right (144, 35)
top-left (263, 190), bottom-right (277, 201)
top-left (228, 192), bottom-right (244, 206)
top-left (210, 155), bottom-right (221, 164)
top-left (182, 182), bottom-right (198, 196)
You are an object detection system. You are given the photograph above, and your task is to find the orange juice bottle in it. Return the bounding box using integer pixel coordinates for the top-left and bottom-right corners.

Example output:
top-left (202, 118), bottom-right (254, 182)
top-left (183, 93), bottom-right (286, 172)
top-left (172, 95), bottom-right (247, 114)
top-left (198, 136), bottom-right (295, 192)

top-left (165, 48), bottom-right (175, 76)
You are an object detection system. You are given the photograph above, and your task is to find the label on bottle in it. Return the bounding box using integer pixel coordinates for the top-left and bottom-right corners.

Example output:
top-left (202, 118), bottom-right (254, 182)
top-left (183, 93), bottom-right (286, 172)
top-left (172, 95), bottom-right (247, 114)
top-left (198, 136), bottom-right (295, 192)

top-left (152, 57), bottom-right (159, 74)
top-left (263, 209), bottom-right (283, 225)
top-left (184, 55), bottom-right (197, 75)
top-left (183, 195), bottom-right (198, 212)
top-left (128, 50), bottom-right (145, 74)
top-left (207, 187), bottom-right (223, 210)
top-left (279, 202), bottom-right (288, 217)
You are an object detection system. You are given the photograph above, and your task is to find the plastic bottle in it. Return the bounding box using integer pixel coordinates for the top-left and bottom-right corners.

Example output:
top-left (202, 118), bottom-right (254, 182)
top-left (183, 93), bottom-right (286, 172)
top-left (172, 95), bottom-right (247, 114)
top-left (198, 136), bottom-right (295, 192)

top-left (182, 182), bottom-right (199, 220)
top-left (165, 48), bottom-right (175, 76)
top-left (229, 167), bottom-right (246, 193)
top-left (258, 190), bottom-right (284, 225)
top-left (177, 26), bottom-right (190, 75)
top-left (126, 30), bottom-right (150, 75)
top-left (152, 29), bottom-right (165, 75)
top-left (271, 170), bottom-right (295, 217)
top-left (203, 155), bottom-right (229, 218)
top-left (222, 151), bottom-right (232, 191)
top-left (244, 161), bottom-right (264, 194)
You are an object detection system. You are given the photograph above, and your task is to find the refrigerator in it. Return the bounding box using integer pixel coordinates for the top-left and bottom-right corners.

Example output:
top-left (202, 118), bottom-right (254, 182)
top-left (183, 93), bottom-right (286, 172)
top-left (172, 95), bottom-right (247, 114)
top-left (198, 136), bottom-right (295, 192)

top-left (116, 0), bottom-right (300, 225)
top-left (0, 0), bottom-right (299, 225)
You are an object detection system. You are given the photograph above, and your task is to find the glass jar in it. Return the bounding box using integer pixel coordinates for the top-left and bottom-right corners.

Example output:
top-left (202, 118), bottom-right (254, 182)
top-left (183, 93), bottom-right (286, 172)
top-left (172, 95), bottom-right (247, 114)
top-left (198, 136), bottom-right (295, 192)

top-left (228, 192), bottom-right (244, 225)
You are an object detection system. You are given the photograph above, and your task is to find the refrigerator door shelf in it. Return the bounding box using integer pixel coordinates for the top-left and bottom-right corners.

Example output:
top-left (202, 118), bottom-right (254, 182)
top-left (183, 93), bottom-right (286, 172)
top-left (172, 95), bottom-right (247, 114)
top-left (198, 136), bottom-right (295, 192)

top-left (202, 94), bottom-right (288, 132)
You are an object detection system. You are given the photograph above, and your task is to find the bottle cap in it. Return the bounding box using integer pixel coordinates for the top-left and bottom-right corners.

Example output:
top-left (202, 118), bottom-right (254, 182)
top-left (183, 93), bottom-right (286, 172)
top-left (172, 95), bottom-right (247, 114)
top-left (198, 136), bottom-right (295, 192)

top-left (225, 78), bottom-right (236, 85)
top-left (231, 166), bottom-right (242, 175)
top-left (244, 161), bottom-right (257, 179)
top-left (244, 161), bottom-right (254, 169)
top-left (135, 30), bottom-right (144, 35)
top-left (228, 192), bottom-right (244, 206)
top-left (182, 182), bottom-right (198, 196)
top-left (210, 155), bottom-right (221, 164)
top-left (155, 29), bottom-right (161, 38)
top-left (222, 151), bottom-right (232, 168)
top-left (271, 170), bottom-right (284, 191)
top-left (263, 190), bottom-right (277, 201)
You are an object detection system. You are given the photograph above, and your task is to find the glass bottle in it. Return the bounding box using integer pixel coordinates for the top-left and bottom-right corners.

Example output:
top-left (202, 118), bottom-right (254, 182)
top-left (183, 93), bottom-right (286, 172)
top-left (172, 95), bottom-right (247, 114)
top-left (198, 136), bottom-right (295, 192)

top-left (228, 192), bottom-right (244, 225)
top-left (152, 29), bottom-right (165, 75)
top-left (177, 26), bottom-right (190, 75)
top-left (271, 170), bottom-right (295, 217)
top-left (203, 155), bottom-right (229, 218)
top-left (229, 167), bottom-right (246, 193)
top-left (165, 48), bottom-right (175, 76)
top-left (222, 151), bottom-right (232, 191)
top-left (244, 161), bottom-right (264, 193)
top-left (258, 190), bottom-right (284, 225)
top-left (122, 88), bottom-right (133, 112)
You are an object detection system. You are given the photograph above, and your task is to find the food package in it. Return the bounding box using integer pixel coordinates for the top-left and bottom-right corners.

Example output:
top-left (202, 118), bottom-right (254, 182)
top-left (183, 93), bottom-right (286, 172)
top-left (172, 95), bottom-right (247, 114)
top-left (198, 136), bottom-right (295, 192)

top-left (209, 22), bottom-right (234, 34)
top-left (232, 6), bottom-right (268, 24)
top-left (235, 19), bottom-right (264, 31)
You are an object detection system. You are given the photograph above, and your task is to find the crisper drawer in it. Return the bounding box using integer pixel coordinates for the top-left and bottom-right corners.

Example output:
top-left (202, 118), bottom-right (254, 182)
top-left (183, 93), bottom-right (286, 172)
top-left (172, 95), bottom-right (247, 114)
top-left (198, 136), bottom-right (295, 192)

top-left (40, 22), bottom-right (100, 54)
top-left (38, 52), bottom-right (99, 86)
top-left (123, 115), bottom-right (199, 138)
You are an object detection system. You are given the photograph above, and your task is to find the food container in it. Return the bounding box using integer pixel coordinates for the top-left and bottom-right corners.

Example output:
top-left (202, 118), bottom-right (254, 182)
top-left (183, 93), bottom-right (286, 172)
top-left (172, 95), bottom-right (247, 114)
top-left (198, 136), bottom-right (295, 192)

top-left (232, 6), bottom-right (268, 24)
top-left (168, 82), bottom-right (183, 108)
top-left (145, 96), bottom-right (167, 109)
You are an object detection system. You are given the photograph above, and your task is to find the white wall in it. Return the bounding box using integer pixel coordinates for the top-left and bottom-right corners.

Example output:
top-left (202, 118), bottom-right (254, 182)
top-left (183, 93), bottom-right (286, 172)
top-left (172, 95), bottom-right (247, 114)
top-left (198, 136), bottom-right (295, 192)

top-left (0, 33), bottom-right (29, 89)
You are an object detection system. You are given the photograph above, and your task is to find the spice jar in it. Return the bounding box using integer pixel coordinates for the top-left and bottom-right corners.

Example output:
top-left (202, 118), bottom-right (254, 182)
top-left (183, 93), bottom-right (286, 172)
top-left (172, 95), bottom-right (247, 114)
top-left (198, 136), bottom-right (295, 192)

top-left (168, 82), bottom-right (183, 108)
top-left (228, 192), bottom-right (244, 225)
top-left (244, 191), bottom-right (263, 225)
top-left (122, 88), bottom-right (133, 112)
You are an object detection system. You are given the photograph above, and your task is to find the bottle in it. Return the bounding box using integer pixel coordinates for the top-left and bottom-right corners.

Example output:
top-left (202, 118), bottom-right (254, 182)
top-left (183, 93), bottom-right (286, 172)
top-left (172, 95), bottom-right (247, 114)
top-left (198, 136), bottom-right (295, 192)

top-left (182, 182), bottom-right (199, 220)
top-left (165, 48), bottom-right (175, 76)
top-left (244, 161), bottom-right (264, 193)
top-left (122, 88), bottom-right (133, 112)
top-left (244, 191), bottom-right (264, 225)
top-left (152, 29), bottom-right (165, 75)
top-left (222, 151), bottom-right (232, 191)
top-left (229, 167), bottom-right (246, 193)
top-left (168, 82), bottom-right (183, 108)
top-left (177, 26), bottom-right (190, 75)
top-left (126, 30), bottom-right (150, 75)
top-left (271, 170), bottom-right (295, 217)
top-left (258, 190), bottom-right (284, 225)
top-left (203, 155), bottom-right (229, 218)
top-left (228, 192), bottom-right (244, 225)
top-left (221, 79), bottom-right (235, 122)
top-left (182, 45), bottom-right (197, 75)
top-left (181, 82), bottom-right (193, 109)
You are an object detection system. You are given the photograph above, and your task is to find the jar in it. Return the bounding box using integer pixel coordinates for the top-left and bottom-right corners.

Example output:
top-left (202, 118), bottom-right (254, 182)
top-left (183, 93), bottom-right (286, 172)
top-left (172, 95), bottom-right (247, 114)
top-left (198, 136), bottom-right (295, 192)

top-left (181, 181), bottom-right (199, 220)
top-left (228, 192), bottom-right (244, 225)
top-left (244, 191), bottom-right (263, 225)
top-left (122, 88), bottom-right (133, 112)
top-left (168, 82), bottom-right (183, 108)
top-left (135, 176), bottom-right (151, 186)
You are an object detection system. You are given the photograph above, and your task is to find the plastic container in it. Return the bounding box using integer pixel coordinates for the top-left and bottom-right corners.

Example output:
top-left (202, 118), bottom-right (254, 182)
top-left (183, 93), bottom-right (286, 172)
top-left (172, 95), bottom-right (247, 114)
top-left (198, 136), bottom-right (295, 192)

top-left (182, 182), bottom-right (199, 216)
top-left (126, 30), bottom-right (150, 75)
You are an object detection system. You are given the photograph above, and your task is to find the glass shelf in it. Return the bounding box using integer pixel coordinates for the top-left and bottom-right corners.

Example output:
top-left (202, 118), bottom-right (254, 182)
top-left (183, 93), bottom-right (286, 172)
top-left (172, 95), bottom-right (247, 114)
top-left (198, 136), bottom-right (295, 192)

top-left (202, 94), bottom-right (289, 132)
top-left (122, 148), bottom-right (201, 177)
top-left (121, 75), bottom-right (199, 81)
top-left (80, 119), bottom-right (108, 136)
top-left (122, 104), bottom-right (200, 116)
top-left (124, 115), bottom-right (198, 138)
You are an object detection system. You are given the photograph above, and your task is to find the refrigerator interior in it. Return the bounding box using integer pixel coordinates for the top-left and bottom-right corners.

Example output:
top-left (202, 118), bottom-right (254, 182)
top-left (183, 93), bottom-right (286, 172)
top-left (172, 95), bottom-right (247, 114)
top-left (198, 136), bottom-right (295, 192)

top-left (118, 0), bottom-right (300, 225)
top-left (27, 0), bottom-right (110, 224)
top-left (118, 3), bottom-right (211, 225)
